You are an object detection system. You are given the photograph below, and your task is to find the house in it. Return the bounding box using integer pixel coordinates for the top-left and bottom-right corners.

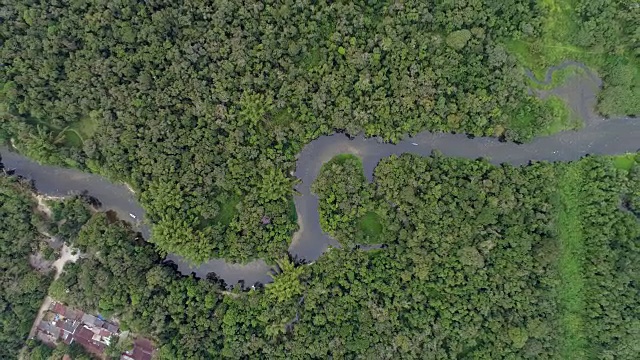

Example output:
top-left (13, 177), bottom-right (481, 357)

top-left (122, 338), bottom-right (155, 360)
top-left (104, 322), bottom-right (119, 334)
top-left (81, 313), bottom-right (98, 326)
top-left (37, 320), bottom-right (61, 339)
top-left (56, 319), bottom-right (79, 336)
top-left (39, 302), bottom-right (119, 356)
top-left (73, 326), bottom-right (106, 355)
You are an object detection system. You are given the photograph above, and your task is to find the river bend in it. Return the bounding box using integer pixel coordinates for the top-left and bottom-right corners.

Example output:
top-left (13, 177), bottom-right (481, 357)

top-left (1, 62), bottom-right (638, 286)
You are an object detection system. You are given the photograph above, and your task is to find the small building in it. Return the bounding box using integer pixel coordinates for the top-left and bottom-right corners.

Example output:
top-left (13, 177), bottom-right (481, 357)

top-left (122, 338), bottom-right (155, 360)
top-left (105, 322), bottom-right (119, 334)
top-left (74, 326), bottom-right (106, 355)
top-left (38, 320), bottom-right (61, 339)
top-left (81, 313), bottom-right (98, 326)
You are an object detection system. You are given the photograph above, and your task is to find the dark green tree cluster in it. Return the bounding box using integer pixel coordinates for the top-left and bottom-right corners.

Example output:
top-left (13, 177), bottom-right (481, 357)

top-left (47, 197), bottom-right (92, 243)
top-left (574, 158), bottom-right (640, 358)
top-left (0, 176), bottom-right (52, 358)
top-left (20, 340), bottom-right (53, 360)
top-left (1, 0), bottom-right (554, 262)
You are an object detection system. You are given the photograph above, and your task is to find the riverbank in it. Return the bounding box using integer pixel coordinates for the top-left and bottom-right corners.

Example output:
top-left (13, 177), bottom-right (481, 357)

top-left (1, 62), bottom-right (638, 286)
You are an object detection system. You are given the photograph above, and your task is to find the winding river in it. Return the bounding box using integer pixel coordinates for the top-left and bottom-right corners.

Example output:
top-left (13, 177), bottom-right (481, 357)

top-left (1, 62), bottom-right (638, 286)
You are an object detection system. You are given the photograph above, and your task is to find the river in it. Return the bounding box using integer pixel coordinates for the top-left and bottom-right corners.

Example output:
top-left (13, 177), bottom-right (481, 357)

top-left (1, 62), bottom-right (638, 286)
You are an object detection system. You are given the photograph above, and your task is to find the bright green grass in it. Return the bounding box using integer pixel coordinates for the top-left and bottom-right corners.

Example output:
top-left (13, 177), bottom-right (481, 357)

top-left (330, 153), bottom-right (362, 166)
top-left (213, 194), bottom-right (241, 226)
top-left (70, 115), bottom-right (99, 140)
top-left (540, 96), bottom-right (581, 135)
top-left (287, 196), bottom-right (298, 223)
top-left (611, 154), bottom-right (639, 171)
top-left (507, 95), bottom-right (580, 138)
top-left (554, 165), bottom-right (587, 359)
top-left (357, 211), bottom-right (383, 243)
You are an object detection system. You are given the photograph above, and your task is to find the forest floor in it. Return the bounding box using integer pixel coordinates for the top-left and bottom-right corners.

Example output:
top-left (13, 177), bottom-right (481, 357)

top-left (554, 165), bottom-right (587, 359)
top-left (51, 244), bottom-right (81, 280)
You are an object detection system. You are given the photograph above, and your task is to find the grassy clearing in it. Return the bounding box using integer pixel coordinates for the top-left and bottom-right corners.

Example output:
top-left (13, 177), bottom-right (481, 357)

top-left (554, 165), bottom-right (587, 359)
top-left (62, 129), bottom-right (83, 147)
top-left (611, 154), bottom-right (639, 171)
top-left (287, 196), bottom-right (298, 223)
top-left (507, 95), bottom-right (580, 138)
top-left (357, 211), bottom-right (383, 243)
top-left (213, 194), bottom-right (241, 226)
top-left (23, 113), bottom-right (98, 148)
top-left (540, 96), bottom-right (582, 135)
top-left (70, 115), bottom-right (99, 140)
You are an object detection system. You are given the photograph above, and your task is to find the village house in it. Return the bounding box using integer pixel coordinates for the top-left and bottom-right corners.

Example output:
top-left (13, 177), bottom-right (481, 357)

top-left (36, 302), bottom-right (118, 356)
top-left (35, 301), bottom-right (156, 359)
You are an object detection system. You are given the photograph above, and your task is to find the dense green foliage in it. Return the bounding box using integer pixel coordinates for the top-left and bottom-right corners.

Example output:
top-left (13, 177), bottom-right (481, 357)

top-left (0, 176), bottom-right (52, 358)
top-left (1, 0), bottom-right (565, 262)
top-left (33, 153), bottom-right (640, 359)
top-left (575, 0), bottom-right (639, 116)
top-left (21, 339), bottom-right (94, 360)
top-left (577, 159), bottom-right (640, 357)
top-left (21, 340), bottom-right (54, 360)
top-left (1, 1), bottom-right (638, 357)
top-left (47, 197), bottom-right (92, 242)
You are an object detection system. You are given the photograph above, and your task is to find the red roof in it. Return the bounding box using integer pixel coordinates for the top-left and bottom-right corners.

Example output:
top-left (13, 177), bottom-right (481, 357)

top-left (73, 326), bottom-right (106, 355)
top-left (130, 338), bottom-right (155, 360)
top-left (54, 303), bottom-right (66, 315)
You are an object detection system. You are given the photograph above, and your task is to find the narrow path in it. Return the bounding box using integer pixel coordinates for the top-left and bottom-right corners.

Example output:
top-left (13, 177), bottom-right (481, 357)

top-left (27, 296), bottom-right (52, 339)
top-left (26, 244), bottom-right (80, 341)
top-left (51, 244), bottom-right (80, 280)
top-left (524, 60), bottom-right (595, 86)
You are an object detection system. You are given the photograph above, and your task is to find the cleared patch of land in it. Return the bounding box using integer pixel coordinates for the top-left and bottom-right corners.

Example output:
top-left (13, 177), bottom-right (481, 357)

top-left (554, 165), bottom-right (587, 359)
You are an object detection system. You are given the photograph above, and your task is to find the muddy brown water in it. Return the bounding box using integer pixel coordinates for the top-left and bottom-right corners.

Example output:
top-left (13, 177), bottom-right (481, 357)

top-left (1, 63), bottom-right (638, 286)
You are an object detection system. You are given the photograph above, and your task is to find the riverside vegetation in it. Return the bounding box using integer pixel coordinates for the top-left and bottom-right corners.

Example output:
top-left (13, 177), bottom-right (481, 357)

top-left (1, 0), bottom-right (596, 264)
top-left (8, 152), bottom-right (640, 359)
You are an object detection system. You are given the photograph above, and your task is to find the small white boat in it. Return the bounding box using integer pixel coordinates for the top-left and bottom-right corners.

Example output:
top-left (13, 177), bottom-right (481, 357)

top-left (411, 142), bottom-right (418, 146)
top-left (129, 213), bottom-right (137, 219)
